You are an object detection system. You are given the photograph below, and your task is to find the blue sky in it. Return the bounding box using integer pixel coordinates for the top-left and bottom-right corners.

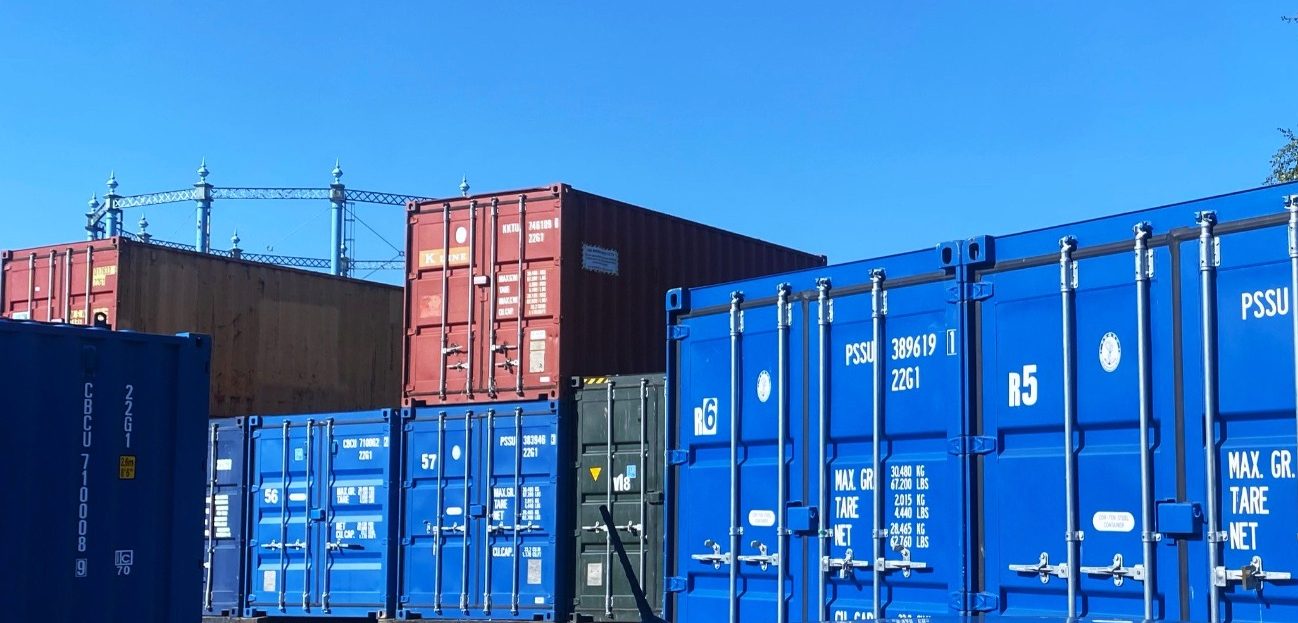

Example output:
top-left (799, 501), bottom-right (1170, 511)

top-left (2, 3), bottom-right (1295, 284)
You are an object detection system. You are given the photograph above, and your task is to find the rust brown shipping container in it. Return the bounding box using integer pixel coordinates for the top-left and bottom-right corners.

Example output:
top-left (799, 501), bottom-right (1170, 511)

top-left (404, 182), bottom-right (825, 405)
top-left (0, 237), bottom-right (403, 417)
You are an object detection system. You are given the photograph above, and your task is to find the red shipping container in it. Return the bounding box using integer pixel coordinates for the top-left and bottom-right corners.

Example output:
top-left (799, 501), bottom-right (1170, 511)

top-left (404, 183), bottom-right (825, 405)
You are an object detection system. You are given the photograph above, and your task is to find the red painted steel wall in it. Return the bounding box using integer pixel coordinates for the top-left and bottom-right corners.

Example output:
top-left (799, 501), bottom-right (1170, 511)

top-left (404, 183), bottom-right (825, 405)
top-left (1, 239), bottom-right (120, 325)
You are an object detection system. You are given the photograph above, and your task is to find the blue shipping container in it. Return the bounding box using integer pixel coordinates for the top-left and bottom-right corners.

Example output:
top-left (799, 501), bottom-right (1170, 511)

top-left (665, 182), bottom-right (1298, 623)
top-left (0, 320), bottom-right (211, 622)
top-left (203, 417), bottom-right (250, 617)
top-left (974, 186), bottom-right (1298, 622)
top-left (243, 410), bottom-right (400, 618)
top-left (397, 400), bottom-right (572, 621)
top-left (665, 245), bottom-right (975, 623)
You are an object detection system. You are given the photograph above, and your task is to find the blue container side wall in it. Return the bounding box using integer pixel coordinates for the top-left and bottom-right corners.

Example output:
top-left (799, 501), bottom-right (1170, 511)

top-left (0, 321), bottom-right (210, 623)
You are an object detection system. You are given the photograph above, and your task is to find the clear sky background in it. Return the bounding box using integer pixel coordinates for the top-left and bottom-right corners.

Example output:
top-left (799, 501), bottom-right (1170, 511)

top-left (2, 3), bottom-right (1295, 285)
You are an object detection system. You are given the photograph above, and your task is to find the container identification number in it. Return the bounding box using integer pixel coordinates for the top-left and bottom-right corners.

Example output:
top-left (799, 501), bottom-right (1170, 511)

top-left (76, 382), bottom-right (95, 577)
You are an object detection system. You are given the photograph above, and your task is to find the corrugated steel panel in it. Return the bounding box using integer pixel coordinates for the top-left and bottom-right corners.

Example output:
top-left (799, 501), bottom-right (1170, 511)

top-left (1, 237), bottom-right (403, 417)
top-left (665, 181), bottom-right (1298, 623)
top-left (972, 183), bottom-right (1298, 622)
top-left (403, 183), bottom-right (825, 406)
top-left (571, 374), bottom-right (666, 622)
top-left (0, 319), bottom-right (211, 622)
top-left (665, 249), bottom-right (968, 623)
top-left (203, 417), bottom-right (250, 617)
top-left (397, 400), bottom-right (571, 620)
top-left (243, 410), bottom-right (399, 619)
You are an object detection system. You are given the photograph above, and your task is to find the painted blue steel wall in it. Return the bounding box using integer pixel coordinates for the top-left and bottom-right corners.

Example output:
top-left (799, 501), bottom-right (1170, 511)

top-left (0, 320), bottom-right (210, 623)
top-left (397, 400), bottom-right (572, 621)
top-left (203, 417), bottom-right (250, 617)
top-left (242, 410), bottom-right (399, 618)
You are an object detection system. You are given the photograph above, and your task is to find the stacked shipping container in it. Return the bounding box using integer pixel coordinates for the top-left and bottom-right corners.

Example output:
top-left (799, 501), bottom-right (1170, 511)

top-left (1, 237), bottom-right (403, 417)
top-left (402, 183), bottom-right (826, 405)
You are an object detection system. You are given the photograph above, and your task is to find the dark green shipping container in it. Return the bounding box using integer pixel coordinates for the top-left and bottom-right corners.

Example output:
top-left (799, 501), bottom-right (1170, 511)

top-left (570, 374), bottom-right (665, 622)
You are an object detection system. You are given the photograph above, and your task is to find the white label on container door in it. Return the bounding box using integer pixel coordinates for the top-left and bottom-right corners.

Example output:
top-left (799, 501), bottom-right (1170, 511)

top-left (528, 558), bottom-right (543, 585)
top-left (1099, 332), bottom-right (1121, 372)
top-left (1092, 511), bottom-right (1136, 532)
top-left (586, 562), bottom-right (604, 586)
top-left (454, 226), bottom-right (468, 244)
top-left (12, 311), bottom-right (30, 320)
top-left (756, 370), bottom-right (772, 403)
top-left (215, 458), bottom-right (233, 471)
top-left (447, 506), bottom-right (463, 516)
top-left (748, 509), bottom-right (776, 527)
top-left (263, 570), bottom-right (276, 592)
top-left (288, 492), bottom-right (307, 503)
top-left (529, 329), bottom-right (547, 373)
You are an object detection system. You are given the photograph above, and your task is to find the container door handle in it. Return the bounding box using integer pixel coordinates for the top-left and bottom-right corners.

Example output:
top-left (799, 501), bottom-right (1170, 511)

top-left (735, 539), bottom-right (780, 571)
top-left (1080, 553), bottom-right (1146, 586)
top-left (690, 539), bottom-right (733, 569)
top-left (425, 521), bottom-right (465, 535)
top-left (325, 541), bottom-right (358, 552)
top-left (824, 548), bottom-right (871, 578)
top-left (262, 539), bottom-right (306, 550)
top-left (1009, 551), bottom-right (1070, 583)
top-left (877, 546), bottom-right (928, 578)
top-left (1214, 556), bottom-right (1293, 589)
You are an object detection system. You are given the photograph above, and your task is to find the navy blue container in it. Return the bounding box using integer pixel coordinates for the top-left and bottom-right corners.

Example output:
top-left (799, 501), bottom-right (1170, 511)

top-left (242, 410), bottom-right (400, 619)
top-left (0, 320), bottom-right (211, 623)
top-left (396, 400), bottom-right (572, 621)
top-left (664, 246), bottom-right (975, 622)
top-left (203, 417), bottom-right (250, 617)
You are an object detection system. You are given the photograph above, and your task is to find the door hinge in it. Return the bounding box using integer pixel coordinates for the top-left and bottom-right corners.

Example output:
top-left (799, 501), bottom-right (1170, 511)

top-left (666, 576), bottom-right (687, 593)
top-left (948, 435), bottom-right (997, 455)
top-left (949, 591), bottom-right (999, 613)
top-left (668, 449), bottom-right (688, 465)
top-left (668, 325), bottom-right (691, 341)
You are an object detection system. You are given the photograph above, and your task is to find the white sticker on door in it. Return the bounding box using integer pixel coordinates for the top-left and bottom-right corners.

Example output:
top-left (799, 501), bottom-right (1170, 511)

top-left (748, 509), bottom-right (776, 527)
top-left (1092, 511), bottom-right (1136, 532)
top-left (1099, 332), bottom-right (1121, 372)
top-left (586, 562), bottom-right (603, 586)
top-left (756, 370), bottom-right (772, 403)
top-left (528, 558), bottom-right (543, 585)
top-left (263, 570), bottom-right (276, 592)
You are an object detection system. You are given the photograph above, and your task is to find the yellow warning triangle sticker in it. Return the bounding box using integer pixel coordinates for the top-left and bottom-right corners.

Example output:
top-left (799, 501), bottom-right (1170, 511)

top-left (589, 466), bottom-right (602, 481)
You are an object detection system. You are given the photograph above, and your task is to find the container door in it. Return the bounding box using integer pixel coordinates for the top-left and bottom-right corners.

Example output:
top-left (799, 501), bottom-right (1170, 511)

top-left (672, 287), bottom-right (808, 623)
top-left (398, 409), bottom-right (478, 617)
top-left (819, 272), bottom-right (966, 620)
top-left (1184, 213), bottom-right (1298, 622)
top-left (574, 377), bottom-right (664, 621)
top-left (1, 243), bottom-right (118, 325)
top-left (247, 419), bottom-right (315, 616)
top-left (484, 406), bottom-right (563, 619)
top-left (204, 419), bottom-right (247, 617)
top-left (979, 233), bottom-right (1185, 619)
top-left (405, 193), bottom-right (563, 404)
top-left (320, 417), bottom-right (393, 616)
